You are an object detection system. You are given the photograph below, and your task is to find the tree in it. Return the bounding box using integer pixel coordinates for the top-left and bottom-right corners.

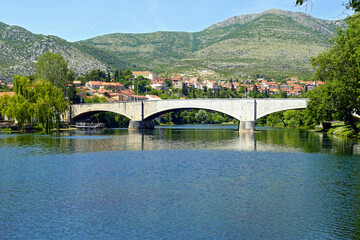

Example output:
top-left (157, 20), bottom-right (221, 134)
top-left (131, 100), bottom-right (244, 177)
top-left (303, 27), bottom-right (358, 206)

top-left (295, 0), bottom-right (360, 12)
top-left (305, 84), bottom-right (335, 126)
top-left (0, 75), bottom-right (68, 131)
top-left (31, 79), bottom-right (69, 131)
top-left (165, 79), bottom-right (172, 88)
top-left (182, 84), bottom-right (188, 96)
top-left (134, 80), bottom-right (150, 94)
top-left (84, 95), bottom-right (107, 103)
top-left (307, 14), bottom-right (360, 132)
top-left (35, 51), bottom-right (68, 92)
top-left (195, 109), bottom-right (210, 124)
top-left (107, 71), bottom-right (111, 82)
top-left (67, 69), bottom-right (75, 82)
top-left (84, 69), bottom-right (106, 82)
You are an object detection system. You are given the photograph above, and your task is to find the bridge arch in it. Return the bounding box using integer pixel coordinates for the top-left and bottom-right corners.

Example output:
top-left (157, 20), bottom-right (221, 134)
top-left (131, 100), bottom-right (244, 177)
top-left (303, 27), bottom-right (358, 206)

top-left (70, 102), bottom-right (137, 122)
top-left (70, 110), bottom-right (131, 123)
top-left (254, 99), bottom-right (308, 120)
top-left (143, 107), bottom-right (240, 122)
top-left (142, 99), bottom-right (252, 122)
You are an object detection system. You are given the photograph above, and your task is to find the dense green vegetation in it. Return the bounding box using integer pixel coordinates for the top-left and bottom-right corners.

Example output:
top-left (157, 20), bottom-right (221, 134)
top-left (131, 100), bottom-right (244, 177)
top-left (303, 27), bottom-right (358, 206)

top-left (256, 109), bottom-right (316, 129)
top-left (35, 52), bottom-right (68, 93)
top-left (0, 75), bottom-right (68, 131)
top-left (305, 13), bottom-right (360, 135)
top-left (157, 109), bottom-right (238, 125)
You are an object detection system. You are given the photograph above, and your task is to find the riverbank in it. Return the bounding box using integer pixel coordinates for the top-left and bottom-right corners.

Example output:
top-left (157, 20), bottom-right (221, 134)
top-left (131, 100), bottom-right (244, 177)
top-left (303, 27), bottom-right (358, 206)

top-left (324, 124), bottom-right (360, 138)
top-left (257, 121), bottom-right (360, 139)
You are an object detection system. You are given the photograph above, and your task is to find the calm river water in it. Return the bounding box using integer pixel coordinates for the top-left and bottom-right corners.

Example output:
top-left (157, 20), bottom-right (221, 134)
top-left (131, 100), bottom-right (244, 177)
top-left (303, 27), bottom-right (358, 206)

top-left (1, 125), bottom-right (360, 239)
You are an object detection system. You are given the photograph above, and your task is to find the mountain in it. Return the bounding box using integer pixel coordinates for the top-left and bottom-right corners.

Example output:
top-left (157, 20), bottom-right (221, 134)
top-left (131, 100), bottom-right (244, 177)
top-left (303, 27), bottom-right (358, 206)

top-left (0, 9), bottom-right (344, 81)
top-left (79, 9), bottom-right (344, 78)
top-left (0, 22), bottom-right (129, 81)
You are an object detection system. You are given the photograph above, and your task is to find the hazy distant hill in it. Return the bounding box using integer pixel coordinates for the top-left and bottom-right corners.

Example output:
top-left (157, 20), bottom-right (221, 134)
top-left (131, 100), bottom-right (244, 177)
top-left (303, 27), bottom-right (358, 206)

top-left (80, 9), bottom-right (344, 78)
top-left (0, 9), bottom-right (344, 81)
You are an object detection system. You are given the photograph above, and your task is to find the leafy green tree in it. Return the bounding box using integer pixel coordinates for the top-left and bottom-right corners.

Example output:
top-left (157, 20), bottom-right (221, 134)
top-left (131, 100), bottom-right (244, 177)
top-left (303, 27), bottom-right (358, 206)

top-left (31, 79), bottom-right (69, 131)
top-left (84, 95), bottom-right (107, 103)
top-left (134, 80), bottom-right (150, 94)
top-left (307, 14), bottom-right (360, 131)
top-left (67, 69), bottom-right (75, 82)
top-left (165, 79), bottom-right (172, 88)
top-left (107, 71), bottom-right (111, 82)
top-left (3, 94), bottom-right (31, 130)
top-left (0, 75), bottom-right (68, 131)
top-left (35, 51), bottom-right (68, 92)
top-left (136, 75), bottom-right (147, 80)
top-left (305, 84), bottom-right (335, 127)
top-left (195, 109), bottom-right (210, 124)
top-left (182, 84), bottom-right (188, 96)
top-left (266, 111), bottom-right (287, 127)
top-left (84, 69), bottom-right (106, 82)
top-left (91, 112), bottom-right (130, 127)
top-left (296, 0), bottom-right (360, 12)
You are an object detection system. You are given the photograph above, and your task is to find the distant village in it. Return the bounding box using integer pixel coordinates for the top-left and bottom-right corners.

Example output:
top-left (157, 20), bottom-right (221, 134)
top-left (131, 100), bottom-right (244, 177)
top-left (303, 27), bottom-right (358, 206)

top-left (0, 70), bottom-right (325, 102)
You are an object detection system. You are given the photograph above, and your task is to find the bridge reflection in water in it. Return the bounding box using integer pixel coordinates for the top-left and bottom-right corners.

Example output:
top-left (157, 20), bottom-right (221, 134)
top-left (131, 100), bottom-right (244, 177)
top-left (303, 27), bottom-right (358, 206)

top-left (43, 127), bottom-right (360, 156)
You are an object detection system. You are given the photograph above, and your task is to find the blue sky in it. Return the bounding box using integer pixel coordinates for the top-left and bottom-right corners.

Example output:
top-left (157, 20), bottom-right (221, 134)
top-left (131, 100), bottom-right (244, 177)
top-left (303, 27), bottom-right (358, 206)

top-left (0, 0), bottom-right (351, 42)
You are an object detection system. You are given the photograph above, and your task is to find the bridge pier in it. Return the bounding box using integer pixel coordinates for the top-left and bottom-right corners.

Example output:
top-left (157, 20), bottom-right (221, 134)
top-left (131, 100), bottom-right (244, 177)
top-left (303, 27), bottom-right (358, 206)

top-left (128, 120), bottom-right (155, 130)
top-left (239, 121), bottom-right (255, 132)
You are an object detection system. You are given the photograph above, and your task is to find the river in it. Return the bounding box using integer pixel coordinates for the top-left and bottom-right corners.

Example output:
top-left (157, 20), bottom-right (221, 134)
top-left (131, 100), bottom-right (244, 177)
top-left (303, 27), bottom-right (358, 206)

top-left (1, 125), bottom-right (360, 239)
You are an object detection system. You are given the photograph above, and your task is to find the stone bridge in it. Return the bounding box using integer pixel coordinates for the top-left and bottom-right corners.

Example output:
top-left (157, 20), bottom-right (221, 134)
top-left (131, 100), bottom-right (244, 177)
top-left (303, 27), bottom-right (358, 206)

top-left (68, 98), bottom-right (308, 131)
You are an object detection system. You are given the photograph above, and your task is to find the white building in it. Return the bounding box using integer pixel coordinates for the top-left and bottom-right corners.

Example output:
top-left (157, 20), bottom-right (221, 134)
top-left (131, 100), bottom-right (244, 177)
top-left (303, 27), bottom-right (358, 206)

top-left (150, 80), bottom-right (167, 90)
top-left (132, 71), bottom-right (156, 80)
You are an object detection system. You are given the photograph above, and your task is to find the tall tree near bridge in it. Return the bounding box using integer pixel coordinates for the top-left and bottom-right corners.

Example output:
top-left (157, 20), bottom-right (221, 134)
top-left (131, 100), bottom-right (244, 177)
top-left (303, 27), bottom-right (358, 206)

top-left (35, 51), bottom-right (68, 93)
top-left (306, 13), bottom-right (360, 132)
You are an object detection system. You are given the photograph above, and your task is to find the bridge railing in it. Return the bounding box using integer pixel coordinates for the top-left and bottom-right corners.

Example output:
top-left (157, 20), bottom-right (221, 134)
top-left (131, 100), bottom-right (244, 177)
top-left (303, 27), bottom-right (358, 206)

top-left (71, 98), bottom-right (308, 106)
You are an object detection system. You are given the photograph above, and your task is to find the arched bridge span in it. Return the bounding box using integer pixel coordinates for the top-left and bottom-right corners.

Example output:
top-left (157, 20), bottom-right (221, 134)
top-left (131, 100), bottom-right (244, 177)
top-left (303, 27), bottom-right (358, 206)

top-left (69, 98), bottom-right (308, 131)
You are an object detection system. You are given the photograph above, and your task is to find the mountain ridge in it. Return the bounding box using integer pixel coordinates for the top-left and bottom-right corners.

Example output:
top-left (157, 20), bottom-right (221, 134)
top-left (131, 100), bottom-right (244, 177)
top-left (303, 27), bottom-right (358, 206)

top-left (0, 9), bottom-right (345, 81)
top-left (80, 9), bottom-right (344, 78)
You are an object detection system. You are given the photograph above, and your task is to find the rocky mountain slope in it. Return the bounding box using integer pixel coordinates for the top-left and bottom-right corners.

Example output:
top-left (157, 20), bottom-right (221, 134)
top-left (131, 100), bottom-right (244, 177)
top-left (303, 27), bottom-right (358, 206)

top-left (0, 22), bottom-right (111, 81)
top-left (80, 9), bottom-right (344, 78)
top-left (0, 9), bottom-right (344, 81)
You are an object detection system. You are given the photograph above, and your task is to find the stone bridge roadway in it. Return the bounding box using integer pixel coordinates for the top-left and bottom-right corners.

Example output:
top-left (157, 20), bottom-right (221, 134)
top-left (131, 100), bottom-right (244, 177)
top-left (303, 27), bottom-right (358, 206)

top-left (68, 98), bottom-right (308, 131)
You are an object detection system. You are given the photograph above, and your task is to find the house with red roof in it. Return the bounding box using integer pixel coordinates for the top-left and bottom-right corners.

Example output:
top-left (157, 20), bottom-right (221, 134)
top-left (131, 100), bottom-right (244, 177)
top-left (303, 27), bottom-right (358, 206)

top-left (86, 81), bottom-right (124, 91)
top-left (150, 80), bottom-right (167, 90)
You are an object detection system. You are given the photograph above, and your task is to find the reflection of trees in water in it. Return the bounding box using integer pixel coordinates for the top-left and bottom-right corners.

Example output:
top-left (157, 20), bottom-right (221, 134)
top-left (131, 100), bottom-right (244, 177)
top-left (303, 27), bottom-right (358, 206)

top-left (255, 128), bottom-right (359, 155)
top-left (0, 127), bottom-right (358, 155)
top-left (0, 133), bottom-right (75, 155)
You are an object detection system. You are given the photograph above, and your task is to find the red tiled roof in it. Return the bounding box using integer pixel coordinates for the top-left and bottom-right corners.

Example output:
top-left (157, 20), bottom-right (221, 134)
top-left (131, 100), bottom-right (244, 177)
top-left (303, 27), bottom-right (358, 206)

top-left (0, 92), bottom-right (15, 97)
top-left (132, 71), bottom-right (151, 75)
top-left (147, 95), bottom-right (161, 99)
top-left (88, 81), bottom-right (123, 87)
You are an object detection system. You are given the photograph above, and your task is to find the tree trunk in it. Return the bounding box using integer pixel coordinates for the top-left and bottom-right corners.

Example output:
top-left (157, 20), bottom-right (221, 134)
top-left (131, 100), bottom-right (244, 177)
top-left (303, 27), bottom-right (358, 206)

top-left (347, 117), bottom-right (359, 134)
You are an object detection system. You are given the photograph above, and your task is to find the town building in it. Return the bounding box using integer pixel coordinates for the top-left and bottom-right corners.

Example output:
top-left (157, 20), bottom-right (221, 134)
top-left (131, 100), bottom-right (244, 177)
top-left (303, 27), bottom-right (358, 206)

top-left (86, 81), bottom-right (124, 91)
top-left (173, 81), bottom-right (184, 89)
top-left (150, 80), bottom-right (167, 90)
top-left (132, 71), bottom-right (156, 80)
